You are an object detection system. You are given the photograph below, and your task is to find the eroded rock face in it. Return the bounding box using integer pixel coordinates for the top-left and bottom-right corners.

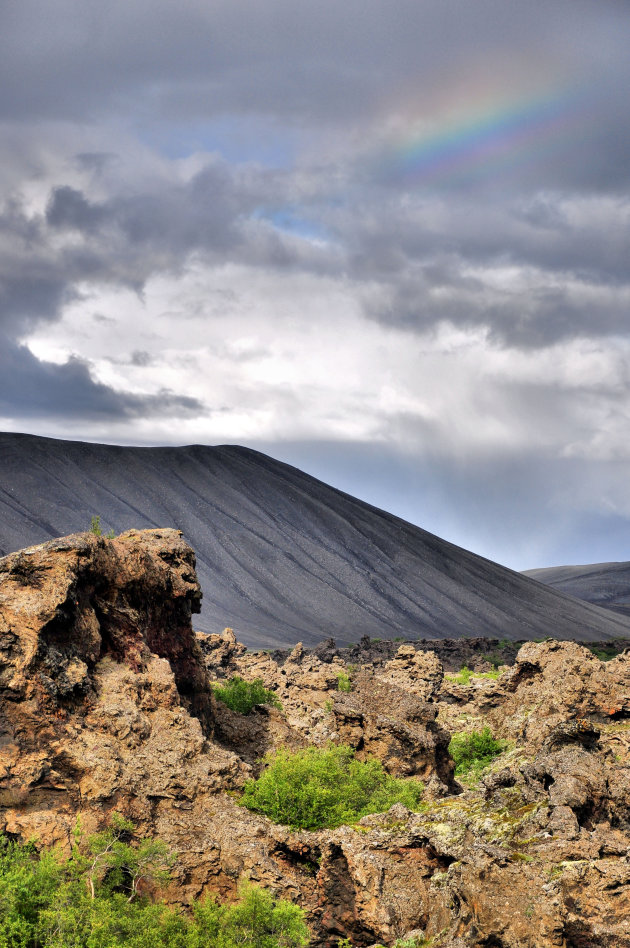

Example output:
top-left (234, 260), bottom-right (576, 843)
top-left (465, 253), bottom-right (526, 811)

top-left (0, 528), bottom-right (204, 706)
top-left (0, 530), bottom-right (245, 850)
top-left (2, 534), bottom-right (630, 947)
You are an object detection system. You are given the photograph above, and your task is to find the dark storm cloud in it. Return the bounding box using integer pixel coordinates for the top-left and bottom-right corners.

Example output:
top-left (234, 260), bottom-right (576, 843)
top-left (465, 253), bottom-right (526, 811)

top-left (0, 334), bottom-right (204, 420)
top-left (0, 194), bottom-right (207, 423)
top-left (46, 186), bottom-right (107, 233)
top-left (1, 0), bottom-right (629, 189)
top-left (1, 0), bottom-right (630, 426)
top-left (0, 2), bottom-right (625, 115)
top-left (361, 261), bottom-right (630, 349)
top-left (44, 156), bottom-right (274, 258)
top-left (331, 186), bottom-right (630, 348)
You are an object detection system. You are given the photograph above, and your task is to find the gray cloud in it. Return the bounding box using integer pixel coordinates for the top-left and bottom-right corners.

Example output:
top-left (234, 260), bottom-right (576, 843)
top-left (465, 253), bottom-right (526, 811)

top-left (1, 2), bottom-right (627, 126)
top-left (2, 0), bottom-right (630, 570)
top-left (0, 189), bottom-right (210, 423)
top-left (46, 186), bottom-right (106, 233)
top-left (0, 333), bottom-right (204, 421)
top-left (7, 157), bottom-right (629, 357)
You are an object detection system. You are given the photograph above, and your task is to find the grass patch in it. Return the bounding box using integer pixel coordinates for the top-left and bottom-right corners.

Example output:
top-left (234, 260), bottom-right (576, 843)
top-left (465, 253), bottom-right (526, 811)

top-left (588, 644), bottom-right (621, 661)
top-left (448, 726), bottom-right (505, 778)
top-left (241, 744), bottom-right (424, 830)
top-left (213, 676), bottom-right (282, 715)
top-left (445, 665), bottom-right (501, 685)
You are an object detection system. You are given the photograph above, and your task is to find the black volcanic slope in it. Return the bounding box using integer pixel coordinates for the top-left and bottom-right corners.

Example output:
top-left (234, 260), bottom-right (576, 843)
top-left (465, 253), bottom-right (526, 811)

top-left (524, 562), bottom-right (630, 618)
top-left (2, 432), bottom-right (630, 648)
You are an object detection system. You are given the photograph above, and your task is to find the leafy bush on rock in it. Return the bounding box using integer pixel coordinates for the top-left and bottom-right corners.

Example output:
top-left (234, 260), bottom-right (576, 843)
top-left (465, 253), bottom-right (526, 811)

top-left (241, 744), bottom-right (424, 829)
top-left (213, 676), bottom-right (282, 715)
top-left (448, 726), bottom-right (504, 778)
top-left (0, 817), bottom-right (308, 948)
top-left (336, 670), bottom-right (352, 692)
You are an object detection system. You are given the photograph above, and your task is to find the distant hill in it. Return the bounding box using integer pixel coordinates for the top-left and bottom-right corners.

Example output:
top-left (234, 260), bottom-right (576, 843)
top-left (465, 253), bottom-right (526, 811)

top-left (523, 561), bottom-right (630, 618)
top-left (2, 431), bottom-right (630, 648)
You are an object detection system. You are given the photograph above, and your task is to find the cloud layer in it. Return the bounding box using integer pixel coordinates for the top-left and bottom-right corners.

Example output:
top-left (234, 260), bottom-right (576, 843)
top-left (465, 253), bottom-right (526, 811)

top-left (2, 0), bottom-right (630, 568)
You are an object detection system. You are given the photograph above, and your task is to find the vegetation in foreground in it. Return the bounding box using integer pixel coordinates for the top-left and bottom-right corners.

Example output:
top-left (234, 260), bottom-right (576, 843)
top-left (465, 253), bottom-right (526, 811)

top-left (241, 744), bottom-right (424, 830)
top-left (0, 816), bottom-right (308, 948)
top-left (448, 727), bottom-right (505, 779)
top-left (212, 676), bottom-right (282, 715)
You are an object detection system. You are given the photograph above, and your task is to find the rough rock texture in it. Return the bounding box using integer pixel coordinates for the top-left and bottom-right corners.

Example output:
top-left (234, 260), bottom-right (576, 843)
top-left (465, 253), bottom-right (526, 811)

top-left (2, 533), bottom-right (630, 946)
top-left (206, 635), bottom-right (630, 946)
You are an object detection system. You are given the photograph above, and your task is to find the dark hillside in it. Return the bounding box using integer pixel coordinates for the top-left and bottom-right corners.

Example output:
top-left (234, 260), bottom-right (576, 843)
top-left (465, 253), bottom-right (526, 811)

top-left (524, 561), bottom-right (630, 617)
top-left (2, 431), bottom-right (630, 647)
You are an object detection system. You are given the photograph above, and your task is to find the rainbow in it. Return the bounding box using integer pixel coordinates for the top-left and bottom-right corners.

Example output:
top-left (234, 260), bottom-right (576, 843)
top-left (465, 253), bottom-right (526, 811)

top-left (379, 86), bottom-right (584, 189)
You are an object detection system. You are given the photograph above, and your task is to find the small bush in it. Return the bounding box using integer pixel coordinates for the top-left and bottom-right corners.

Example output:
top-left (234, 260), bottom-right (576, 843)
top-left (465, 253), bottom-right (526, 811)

top-left (241, 744), bottom-right (424, 829)
top-left (475, 667), bottom-right (501, 680)
top-left (448, 727), bottom-right (504, 778)
top-left (0, 821), bottom-right (308, 948)
top-left (89, 515), bottom-right (115, 539)
top-left (196, 881), bottom-right (309, 948)
top-left (336, 671), bottom-right (352, 692)
top-left (446, 665), bottom-right (500, 685)
top-left (589, 644), bottom-right (619, 662)
top-left (213, 676), bottom-right (282, 715)
top-left (445, 665), bottom-right (472, 685)
top-left (456, 665), bottom-right (472, 685)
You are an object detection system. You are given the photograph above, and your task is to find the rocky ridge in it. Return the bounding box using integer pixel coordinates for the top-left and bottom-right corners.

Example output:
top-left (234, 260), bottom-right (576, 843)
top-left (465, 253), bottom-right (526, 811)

top-left (1, 530), bottom-right (630, 946)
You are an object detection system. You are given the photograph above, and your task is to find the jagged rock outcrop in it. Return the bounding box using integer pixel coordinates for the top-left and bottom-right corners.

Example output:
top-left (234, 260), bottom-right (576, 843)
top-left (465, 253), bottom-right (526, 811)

top-left (2, 532), bottom-right (630, 946)
top-left (331, 671), bottom-right (454, 789)
top-left (0, 529), bottom-right (246, 851)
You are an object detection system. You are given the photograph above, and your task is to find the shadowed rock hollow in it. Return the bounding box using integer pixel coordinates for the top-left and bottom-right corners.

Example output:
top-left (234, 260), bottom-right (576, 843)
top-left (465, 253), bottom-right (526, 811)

top-left (2, 529), bottom-right (630, 946)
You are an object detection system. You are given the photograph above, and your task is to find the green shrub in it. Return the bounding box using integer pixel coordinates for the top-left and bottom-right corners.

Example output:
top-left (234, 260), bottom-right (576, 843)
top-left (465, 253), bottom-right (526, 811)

top-left (336, 671), bottom-right (352, 692)
top-left (448, 726), bottom-right (504, 778)
top-left (193, 882), bottom-right (309, 948)
top-left (241, 744), bottom-right (424, 829)
top-left (444, 665), bottom-right (472, 685)
top-left (589, 644), bottom-right (619, 662)
top-left (475, 667), bottom-right (501, 680)
top-left (89, 515), bottom-right (115, 539)
top-left (456, 665), bottom-right (472, 685)
top-left (446, 665), bottom-right (501, 685)
top-left (213, 676), bottom-right (282, 715)
top-left (0, 819), bottom-right (308, 948)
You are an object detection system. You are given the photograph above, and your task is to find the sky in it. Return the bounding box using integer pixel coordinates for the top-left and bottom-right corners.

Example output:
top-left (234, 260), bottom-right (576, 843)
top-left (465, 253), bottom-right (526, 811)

top-left (1, 0), bottom-right (630, 571)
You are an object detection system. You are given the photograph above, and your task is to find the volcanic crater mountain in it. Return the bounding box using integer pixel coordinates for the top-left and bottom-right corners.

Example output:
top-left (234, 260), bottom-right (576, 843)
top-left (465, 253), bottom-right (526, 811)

top-left (2, 431), bottom-right (630, 648)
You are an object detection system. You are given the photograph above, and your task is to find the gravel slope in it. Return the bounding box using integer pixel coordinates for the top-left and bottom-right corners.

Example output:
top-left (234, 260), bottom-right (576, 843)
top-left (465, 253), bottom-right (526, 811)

top-left (524, 561), bottom-right (630, 618)
top-left (2, 431), bottom-right (630, 647)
